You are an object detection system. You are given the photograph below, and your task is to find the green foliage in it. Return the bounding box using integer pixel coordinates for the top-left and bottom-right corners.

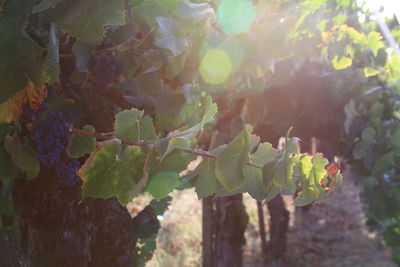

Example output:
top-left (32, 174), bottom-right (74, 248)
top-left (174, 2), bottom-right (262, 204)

top-left (67, 125), bottom-right (97, 158)
top-left (0, 16), bottom-right (45, 102)
top-left (80, 141), bottom-right (145, 205)
top-left (6, 0), bottom-right (400, 262)
top-left (115, 108), bottom-right (157, 142)
top-left (5, 134), bottom-right (40, 179)
top-left (215, 125), bottom-right (252, 191)
top-left (145, 172), bottom-right (179, 200)
top-left (46, 0), bottom-right (126, 44)
top-left (134, 196), bottom-right (172, 266)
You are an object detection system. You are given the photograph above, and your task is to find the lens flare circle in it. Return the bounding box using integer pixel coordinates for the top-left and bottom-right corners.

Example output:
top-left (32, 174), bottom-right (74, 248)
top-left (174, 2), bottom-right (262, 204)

top-left (217, 0), bottom-right (256, 34)
top-left (199, 48), bottom-right (233, 85)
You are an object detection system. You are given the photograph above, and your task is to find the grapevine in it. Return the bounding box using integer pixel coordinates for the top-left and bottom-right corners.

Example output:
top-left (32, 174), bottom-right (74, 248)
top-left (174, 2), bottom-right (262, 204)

top-left (0, 0), bottom-right (399, 265)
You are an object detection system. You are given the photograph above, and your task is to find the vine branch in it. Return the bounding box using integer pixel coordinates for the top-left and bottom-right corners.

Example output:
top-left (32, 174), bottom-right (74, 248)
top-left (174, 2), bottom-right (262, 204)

top-left (70, 127), bottom-right (264, 169)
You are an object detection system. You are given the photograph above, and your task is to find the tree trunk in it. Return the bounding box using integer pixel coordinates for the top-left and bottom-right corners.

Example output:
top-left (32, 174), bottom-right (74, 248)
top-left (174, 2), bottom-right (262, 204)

top-left (202, 197), bottom-right (214, 267)
top-left (11, 168), bottom-right (154, 266)
top-left (267, 194), bottom-right (289, 259)
top-left (202, 194), bottom-right (249, 267)
top-left (256, 201), bottom-right (268, 264)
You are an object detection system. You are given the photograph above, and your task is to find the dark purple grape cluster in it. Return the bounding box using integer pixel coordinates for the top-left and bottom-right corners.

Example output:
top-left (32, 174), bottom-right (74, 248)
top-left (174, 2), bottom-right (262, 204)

top-left (89, 52), bottom-right (124, 90)
top-left (32, 111), bottom-right (80, 185)
top-left (56, 153), bottom-right (80, 185)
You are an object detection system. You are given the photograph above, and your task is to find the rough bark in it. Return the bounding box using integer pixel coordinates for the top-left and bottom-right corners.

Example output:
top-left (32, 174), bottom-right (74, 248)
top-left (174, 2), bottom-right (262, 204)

top-left (202, 194), bottom-right (249, 267)
top-left (267, 194), bottom-right (289, 259)
top-left (11, 168), bottom-right (153, 266)
top-left (257, 201), bottom-right (268, 264)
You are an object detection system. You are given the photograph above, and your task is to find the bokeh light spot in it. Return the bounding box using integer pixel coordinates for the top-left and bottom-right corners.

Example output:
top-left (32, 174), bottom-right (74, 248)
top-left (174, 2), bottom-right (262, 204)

top-left (217, 0), bottom-right (256, 34)
top-left (199, 48), bottom-right (232, 85)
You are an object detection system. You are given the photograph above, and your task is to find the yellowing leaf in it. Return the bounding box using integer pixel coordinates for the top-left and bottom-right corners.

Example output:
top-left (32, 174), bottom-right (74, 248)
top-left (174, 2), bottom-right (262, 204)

top-left (331, 55), bottom-right (352, 70)
top-left (0, 81), bottom-right (45, 123)
top-left (364, 67), bottom-right (380, 77)
top-left (366, 31), bottom-right (384, 57)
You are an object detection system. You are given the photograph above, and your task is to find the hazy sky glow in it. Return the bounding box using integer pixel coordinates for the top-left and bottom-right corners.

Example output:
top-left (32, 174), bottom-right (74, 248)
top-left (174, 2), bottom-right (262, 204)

top-left (363, 0), bottom-right (400, 19)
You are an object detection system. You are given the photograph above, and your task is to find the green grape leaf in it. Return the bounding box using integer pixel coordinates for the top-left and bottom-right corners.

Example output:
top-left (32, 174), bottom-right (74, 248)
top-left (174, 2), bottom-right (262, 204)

top-left (132, 0), bottom-right (180, 28)
top-left (361, 127), bottom-right (376, 144)
top-left (241, 142), bottom-right (278, 200)
top-left (80, 141), bottom-right (145, 205)
top-left (4, 134), bottom-right (40, 179)
top-left (366, 31), bottom-right (384, 57)
top-left (0, 17), bottom-right (45, 102)
top-left (72, 40), bottom-right (95, 73)
top-left (49, 0), bottom-right (125, 45)
top-left (272, 137), bottom-right (299, 193)
top-left (114, 108), bottom-right (157, 142)
top-left (299, 154), bottom-right (328, 198)
top-left (0, 145), bottom-right (21, 186)
top-left (157, 95), bottom-right (217, 159)
top-left (331, 55), bottom-right (352, 70)
top-left (242, 166), bottom-right (266, 201)
top-left (156, 150), bottom-right (196, 174)
top-left (145, 172), bottom-right (179, 200)
top-left (251, 142), bottom-right (278, 166)
top-left (194, 158), bottom-right (217, 199)
top-left (215, 125), bottom-right (252, 191)
top-left (154, 16), bottom-right (189, 56)
top-left (293, 192), bottom-right (315, 206)
top-left (371, 151), bottom-right (395, 177)
top-left (67, 125), bottom-right (97, 158)
top-left (369, 102), bottom-right (384, 119)
top-left (32, 0), bottom-right (62, 13)
top-left (157, 137), bottom-right (191, 161)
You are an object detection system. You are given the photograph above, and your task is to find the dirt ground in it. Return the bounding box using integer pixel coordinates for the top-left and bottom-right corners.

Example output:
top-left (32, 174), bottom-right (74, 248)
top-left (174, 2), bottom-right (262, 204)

top-left (245, 172), bottom-right (396, 267)
top-left (144, 170), bottom-right (396, 267)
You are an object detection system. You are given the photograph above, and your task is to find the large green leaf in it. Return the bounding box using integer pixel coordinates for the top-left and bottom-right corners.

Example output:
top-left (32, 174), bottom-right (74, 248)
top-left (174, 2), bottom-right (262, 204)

top-left (272, 137), bottom-right (299, 193)
top-left (0, 17), bottom-right (45, 102)
top-left (114, 108), bottom-right (157, 142)
top-left (241, 142), bottom-right (278, 200)
top-left (353, 127), bottom-right (376, 160)
top-left (80, 141), bottom-right (145, 205)
top-left (157, 95), bottom-right (217, 159)
top-left (48, 0), bottom-right (125, 44)
top-left (154, 16), bottom-right (189, 56)
top-left (0, 145), bottom-right (20, 186)
top-left (4, 134), bottom-right (40, 179)
top-left (67, 125), bottom-right (97, 158)
top-left (145, 172), bottom-right (179, 200)
top-left (215, 125), bottom-right (252, 191)
top-left (194, 158), bottom-right (218, 199)
top-left (132, 0), bottom-right (180, 28)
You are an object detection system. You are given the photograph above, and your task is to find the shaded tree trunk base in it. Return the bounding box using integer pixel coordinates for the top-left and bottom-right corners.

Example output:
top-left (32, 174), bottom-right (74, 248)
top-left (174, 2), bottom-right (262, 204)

top-left (202, 194), bottom-right (249, 267)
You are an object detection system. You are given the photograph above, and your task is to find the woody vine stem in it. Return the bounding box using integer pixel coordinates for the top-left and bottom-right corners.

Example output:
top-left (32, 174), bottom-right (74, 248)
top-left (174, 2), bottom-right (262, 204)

top-left (70, 127), bottom-right (264, 169)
